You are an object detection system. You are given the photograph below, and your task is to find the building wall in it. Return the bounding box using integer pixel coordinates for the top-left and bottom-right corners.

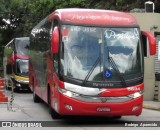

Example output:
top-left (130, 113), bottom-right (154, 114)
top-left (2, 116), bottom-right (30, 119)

top-left (131, 13), bottom-right (160, 100)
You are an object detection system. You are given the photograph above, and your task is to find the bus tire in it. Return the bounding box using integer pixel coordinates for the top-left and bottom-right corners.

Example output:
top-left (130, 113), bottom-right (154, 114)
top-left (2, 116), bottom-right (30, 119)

top-left (48, 87), bottom-right (61, 119)
top-left (32, 80), bottom-right (40, 103)
top-left (50, 106), bottom-right (62, 119)
top-left (33, 89), bottom-right (41, 103)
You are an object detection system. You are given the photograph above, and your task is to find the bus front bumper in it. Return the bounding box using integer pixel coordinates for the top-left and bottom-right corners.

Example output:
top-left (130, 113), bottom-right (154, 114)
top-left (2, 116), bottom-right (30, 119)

top-left (54, 93), bottom-right (143, 117)
top-left (13, 75), bottom-right (29, 90)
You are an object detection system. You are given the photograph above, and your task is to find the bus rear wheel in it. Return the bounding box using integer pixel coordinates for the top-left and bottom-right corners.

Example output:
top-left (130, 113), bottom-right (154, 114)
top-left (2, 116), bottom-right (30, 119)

top-left (33, 89), bottom-right (41, 103)
top-left (32, 80), bottom-right (40, 103)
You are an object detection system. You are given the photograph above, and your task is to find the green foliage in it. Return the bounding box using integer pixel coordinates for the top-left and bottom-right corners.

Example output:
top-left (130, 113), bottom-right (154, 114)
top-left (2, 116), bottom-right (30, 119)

top-left (0, 0), bottom-right (10, 12)
top-left (53, 0), bottom-right (87, 8)
top-left (4, 47), bottom-right (12, 57)
top-left (0, 0), bottom-right (151, 42)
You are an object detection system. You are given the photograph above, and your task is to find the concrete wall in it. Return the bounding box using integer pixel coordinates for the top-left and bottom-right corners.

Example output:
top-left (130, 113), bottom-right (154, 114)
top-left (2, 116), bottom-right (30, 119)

top-left (131, 13), bottom-right (160, 100)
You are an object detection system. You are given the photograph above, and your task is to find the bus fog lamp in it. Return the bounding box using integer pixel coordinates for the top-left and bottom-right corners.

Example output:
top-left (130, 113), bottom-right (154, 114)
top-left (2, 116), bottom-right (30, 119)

top-left (65, 104), bottom-right (73, 111)
top-left (132, 105), bottom-right (140, 111)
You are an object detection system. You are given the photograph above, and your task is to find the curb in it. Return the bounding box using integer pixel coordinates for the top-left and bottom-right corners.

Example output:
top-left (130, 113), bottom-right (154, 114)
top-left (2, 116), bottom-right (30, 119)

top-left (143, 104), bottom-right (160, 111)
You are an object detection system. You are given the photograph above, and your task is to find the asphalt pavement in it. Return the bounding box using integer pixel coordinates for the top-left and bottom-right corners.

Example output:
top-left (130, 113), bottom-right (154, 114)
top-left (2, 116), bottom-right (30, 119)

top-left (143, 101), bottom-right (160, 111)
top-left (0, 99), bottom-right (159, 121)
top-left (0, 89), bottom-right (160, 121)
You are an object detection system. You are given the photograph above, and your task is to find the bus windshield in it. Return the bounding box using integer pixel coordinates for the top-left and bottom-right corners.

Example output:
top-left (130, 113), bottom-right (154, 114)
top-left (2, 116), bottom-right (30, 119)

top-left (60, 25), bottom-right (144, 87)
top-left (15, 37), bottom-right (29, 56)
top-left (15, 59), bottom-right (28, 76)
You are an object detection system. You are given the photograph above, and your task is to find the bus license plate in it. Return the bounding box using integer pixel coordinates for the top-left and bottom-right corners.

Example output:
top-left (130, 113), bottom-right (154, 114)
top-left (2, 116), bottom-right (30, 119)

top-left (97, 107), bottom-right (110, 112)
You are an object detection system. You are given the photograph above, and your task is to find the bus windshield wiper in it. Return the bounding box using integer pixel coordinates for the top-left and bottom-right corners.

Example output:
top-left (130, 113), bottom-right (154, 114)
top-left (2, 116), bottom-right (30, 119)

top-left (104, 33), bottom-right (127, 87)
top-left (82, 54), bottom-right (127, 87)
top-left (82, 56), bottom-right (100, 86)
top-left (108, 56), bottom-right (127, 87)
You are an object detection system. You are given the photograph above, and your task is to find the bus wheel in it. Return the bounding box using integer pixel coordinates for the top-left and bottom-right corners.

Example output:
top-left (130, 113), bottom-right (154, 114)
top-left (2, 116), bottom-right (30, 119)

top-left (50, 106), bottom-right (62, 119)
top-left (33, 89), bottom-right (41, 103)
top-left (32, 81), bottom-right (40, 103)
top-left (48, 89), bottom-right (61, 119)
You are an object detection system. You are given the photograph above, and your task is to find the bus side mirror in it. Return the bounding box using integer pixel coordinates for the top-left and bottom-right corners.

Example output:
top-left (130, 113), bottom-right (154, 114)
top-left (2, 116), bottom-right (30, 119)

top-left (141, 31), bottom-right (156, 55)
top-left (51, 26), bottom-right (59, 54)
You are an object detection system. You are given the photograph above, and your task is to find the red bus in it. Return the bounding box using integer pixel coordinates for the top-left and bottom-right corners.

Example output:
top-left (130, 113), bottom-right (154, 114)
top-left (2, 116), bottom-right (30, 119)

top-left (4, 37), bottom-right (30, 91)
top-left (29, 9), bottom-right (156, 119)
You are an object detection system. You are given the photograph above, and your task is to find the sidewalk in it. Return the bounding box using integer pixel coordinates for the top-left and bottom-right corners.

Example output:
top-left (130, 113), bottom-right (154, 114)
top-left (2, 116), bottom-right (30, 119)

top-left (143, 101), bottom-right (160, 111)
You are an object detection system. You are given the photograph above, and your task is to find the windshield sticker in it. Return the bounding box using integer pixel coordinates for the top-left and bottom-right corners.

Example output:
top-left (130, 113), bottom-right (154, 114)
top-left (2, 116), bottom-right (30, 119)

top-left (104, 30), bottom-right (138, 40)
top-left (70, 26), bottom-right (96, 33)
top-left (62, 36), bottom-right (68, 42)
top-left (104, 69), bottom-right (112, 78)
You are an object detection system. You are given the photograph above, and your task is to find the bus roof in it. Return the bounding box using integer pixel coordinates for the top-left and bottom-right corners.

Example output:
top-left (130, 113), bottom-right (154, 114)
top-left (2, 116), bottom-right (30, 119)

top-left (49, 8), bottom-right (138, 26)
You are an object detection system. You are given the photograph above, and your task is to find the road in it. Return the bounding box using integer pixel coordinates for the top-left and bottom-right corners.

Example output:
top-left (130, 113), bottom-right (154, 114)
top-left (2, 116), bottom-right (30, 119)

top-left (0, 90), bottom-right (160, 130)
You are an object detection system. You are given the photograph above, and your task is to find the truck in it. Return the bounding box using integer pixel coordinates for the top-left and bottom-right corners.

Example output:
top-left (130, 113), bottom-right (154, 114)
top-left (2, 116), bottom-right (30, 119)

top-left (3, 37), bottom-right (30, 91)
top-left (29, 8), bottom-right (156, 119)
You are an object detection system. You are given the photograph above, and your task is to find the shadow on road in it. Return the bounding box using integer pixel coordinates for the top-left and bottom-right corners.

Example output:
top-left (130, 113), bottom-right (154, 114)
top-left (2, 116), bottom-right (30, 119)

top-left (38, 116), bottom-right (133, 127)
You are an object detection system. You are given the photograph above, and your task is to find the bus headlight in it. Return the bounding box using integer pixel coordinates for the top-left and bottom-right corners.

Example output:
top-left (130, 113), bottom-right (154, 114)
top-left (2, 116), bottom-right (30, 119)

top-left (65, 91), bottom-right (72, 97)
top-left (128, 91), bottom-right (144, 99)
top-left (59, 88), bottom-right (80, 98)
